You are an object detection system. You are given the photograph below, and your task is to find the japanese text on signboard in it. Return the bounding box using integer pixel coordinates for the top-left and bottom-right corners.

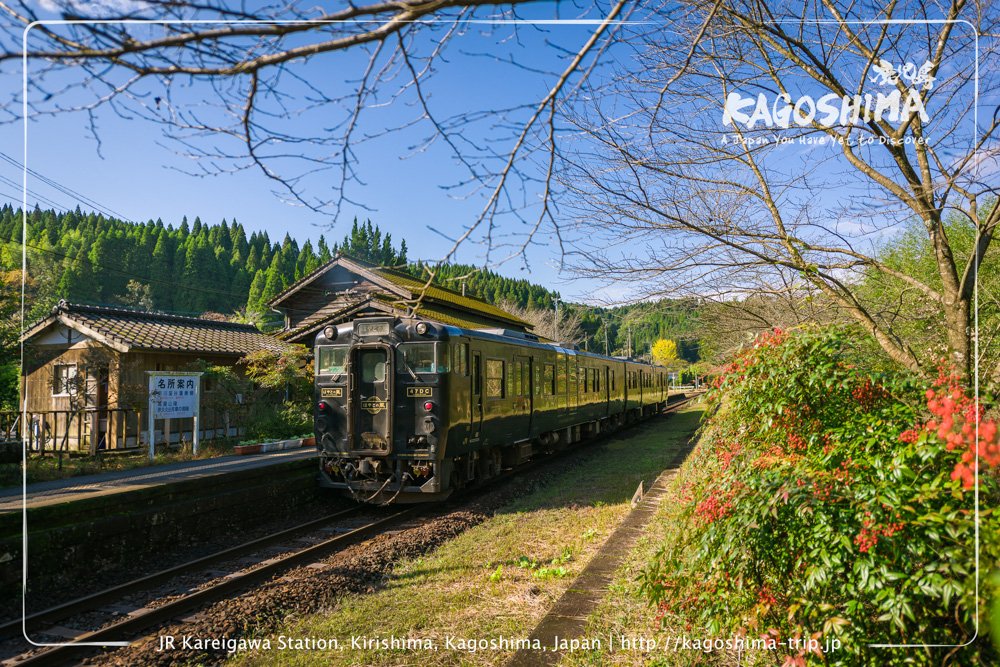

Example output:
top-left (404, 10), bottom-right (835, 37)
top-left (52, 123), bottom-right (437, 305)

top-left (149, 374), bottom-right (199, 419)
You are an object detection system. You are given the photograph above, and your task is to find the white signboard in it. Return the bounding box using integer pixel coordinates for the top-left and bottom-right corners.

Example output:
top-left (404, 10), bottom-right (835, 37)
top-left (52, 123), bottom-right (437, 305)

top-left (146, 371), bottom-right (202, 460)
top-left (149, 373), bottom-right (200, 419)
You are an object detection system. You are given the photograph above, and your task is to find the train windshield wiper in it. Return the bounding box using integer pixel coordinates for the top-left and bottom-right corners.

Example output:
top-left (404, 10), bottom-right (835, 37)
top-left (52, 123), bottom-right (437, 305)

top-left (398, 356), bottom-right (419, 381)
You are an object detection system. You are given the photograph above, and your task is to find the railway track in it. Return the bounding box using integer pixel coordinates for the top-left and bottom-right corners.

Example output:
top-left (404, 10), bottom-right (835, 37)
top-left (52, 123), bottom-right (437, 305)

top-left (3, 394), bottom-right (700, 666)
top-left (2, 505), bottom-right (422, 666)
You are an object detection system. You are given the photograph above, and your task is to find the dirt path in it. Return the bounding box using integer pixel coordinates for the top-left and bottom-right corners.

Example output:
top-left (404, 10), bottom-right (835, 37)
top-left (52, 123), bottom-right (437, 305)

top-left (507, 437), bottom-right (695, 667)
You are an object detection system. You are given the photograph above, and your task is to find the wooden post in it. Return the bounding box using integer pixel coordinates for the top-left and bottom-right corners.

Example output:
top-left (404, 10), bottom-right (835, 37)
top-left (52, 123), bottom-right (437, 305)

top-left (147, 409), bottom-right (154, 462)
top-left (89, 410), bottom-right (98, 457)
top-left (193, 379), bottom-right (201, 456)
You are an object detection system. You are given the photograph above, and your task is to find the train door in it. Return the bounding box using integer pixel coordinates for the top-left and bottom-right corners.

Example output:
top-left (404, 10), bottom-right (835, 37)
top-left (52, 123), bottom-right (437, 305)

top-left (513, 355), bottom-right (532, 431)
top-left (604, 366), bottom-right (611, 413)
top-left (351, 346), bottom-right (392, 454)
top-left (471, 351), bottom-right (483, 440)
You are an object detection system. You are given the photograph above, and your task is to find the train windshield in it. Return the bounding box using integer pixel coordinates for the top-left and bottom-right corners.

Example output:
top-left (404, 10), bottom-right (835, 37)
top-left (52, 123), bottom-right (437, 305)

top-left (316, 345), bottom-right (349, 375)
top-left (396, 343), bottom-right (440, 374)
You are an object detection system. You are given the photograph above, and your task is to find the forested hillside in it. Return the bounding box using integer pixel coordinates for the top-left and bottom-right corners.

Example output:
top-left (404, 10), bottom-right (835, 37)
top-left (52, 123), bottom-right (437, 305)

top-left (0, 204), bottom-right (702, 365)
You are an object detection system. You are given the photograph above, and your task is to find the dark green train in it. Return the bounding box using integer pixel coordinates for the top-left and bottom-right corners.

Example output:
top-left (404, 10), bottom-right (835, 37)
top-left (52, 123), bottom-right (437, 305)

top-left (313, 317), bottom-right (671, 504)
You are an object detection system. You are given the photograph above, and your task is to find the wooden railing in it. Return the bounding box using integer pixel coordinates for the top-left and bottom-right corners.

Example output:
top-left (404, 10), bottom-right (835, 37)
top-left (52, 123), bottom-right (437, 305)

top-left (0, 404), bottom-right (256, 457)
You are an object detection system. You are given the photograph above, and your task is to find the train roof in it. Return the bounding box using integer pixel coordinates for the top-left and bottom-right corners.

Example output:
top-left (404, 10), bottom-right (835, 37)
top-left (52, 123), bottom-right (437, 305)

top-left (314, 316), bottom-right (668, 371)
top-left (442, 324), bottom-right (666, 370)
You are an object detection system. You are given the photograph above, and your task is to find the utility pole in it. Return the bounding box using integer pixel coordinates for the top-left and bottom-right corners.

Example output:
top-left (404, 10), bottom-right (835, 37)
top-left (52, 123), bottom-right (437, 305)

top-left (604, 320), bottom-right (609, 356)
top-left (627, 324), bottom-right (632, 358)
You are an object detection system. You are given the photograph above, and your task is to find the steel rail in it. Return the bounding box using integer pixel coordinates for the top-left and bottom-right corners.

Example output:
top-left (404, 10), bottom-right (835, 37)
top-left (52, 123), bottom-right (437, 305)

top-left (1, 505), bottom-right (368, 639)
top-left (10, 506), bottom-right (419, 666)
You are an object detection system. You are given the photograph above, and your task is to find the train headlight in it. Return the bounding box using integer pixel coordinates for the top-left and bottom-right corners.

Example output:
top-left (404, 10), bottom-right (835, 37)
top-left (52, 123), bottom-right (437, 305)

top-left (415, 322), bottom-right (429, 335)
top-left (323, 326), bottom-right (337, 341)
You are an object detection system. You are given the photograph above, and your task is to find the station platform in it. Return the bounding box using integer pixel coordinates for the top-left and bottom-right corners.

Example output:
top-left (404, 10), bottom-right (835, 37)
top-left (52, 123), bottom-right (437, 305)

top-left (0, 447), bottom-right (317, 514)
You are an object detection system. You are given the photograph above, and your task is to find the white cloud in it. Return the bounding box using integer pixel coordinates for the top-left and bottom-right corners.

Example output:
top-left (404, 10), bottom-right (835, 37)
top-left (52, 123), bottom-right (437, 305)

top-left (39, 0), bottom-right (151, 16)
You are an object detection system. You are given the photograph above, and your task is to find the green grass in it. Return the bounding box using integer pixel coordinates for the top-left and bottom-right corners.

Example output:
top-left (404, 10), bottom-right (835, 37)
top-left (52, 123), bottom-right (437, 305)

top-left (230, 407), bottom-right (703, 667)
top-left (557, 469), bottom-right (706, 667)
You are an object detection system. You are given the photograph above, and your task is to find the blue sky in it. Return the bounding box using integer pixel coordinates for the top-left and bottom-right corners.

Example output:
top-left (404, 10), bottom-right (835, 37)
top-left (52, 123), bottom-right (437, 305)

top-left (0, 6), bottom-right (637, 304)
top-left (0, 6), bottom-right (990, 309)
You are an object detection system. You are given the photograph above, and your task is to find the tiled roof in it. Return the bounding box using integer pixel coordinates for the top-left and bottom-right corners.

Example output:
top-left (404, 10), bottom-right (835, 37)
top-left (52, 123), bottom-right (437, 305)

top-left (269, 254), bottom-right (530, 329)
top-left (371, 295), bottom-right (514, 330)
top-left (280, 294), bottom-right (527, 344)
top-left (370, 265), bottom-right (530, 327)
top-left (23, 302), bottom-right (287, 355)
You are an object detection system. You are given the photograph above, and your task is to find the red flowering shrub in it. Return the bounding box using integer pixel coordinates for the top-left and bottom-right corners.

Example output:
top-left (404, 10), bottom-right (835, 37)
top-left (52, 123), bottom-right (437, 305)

top-left (910, 368), bottom-right (1000, 489)
top-left (641, 328), bottom-right (1000, 665)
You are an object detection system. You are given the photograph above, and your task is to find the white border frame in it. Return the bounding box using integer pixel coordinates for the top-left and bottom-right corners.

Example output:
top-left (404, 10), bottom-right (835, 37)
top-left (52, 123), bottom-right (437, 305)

top-left (15, 13), bottom-right (982, 656)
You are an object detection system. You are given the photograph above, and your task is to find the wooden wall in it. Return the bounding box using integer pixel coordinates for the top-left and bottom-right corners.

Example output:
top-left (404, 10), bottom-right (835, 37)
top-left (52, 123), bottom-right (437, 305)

top-left (22, 341), bottom-right (255, 452)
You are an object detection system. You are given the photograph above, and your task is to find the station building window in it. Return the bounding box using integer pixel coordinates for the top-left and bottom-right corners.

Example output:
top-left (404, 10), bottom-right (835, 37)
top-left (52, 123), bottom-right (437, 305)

top-left (52, 364), bottom-right (77, 396)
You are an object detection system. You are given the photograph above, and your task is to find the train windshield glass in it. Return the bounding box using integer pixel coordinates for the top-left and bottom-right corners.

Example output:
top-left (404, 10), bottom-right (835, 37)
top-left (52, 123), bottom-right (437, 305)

top-left (397, 343), bottom-right (438, 374)
top-left (316, 345), bottom-right (349, 375)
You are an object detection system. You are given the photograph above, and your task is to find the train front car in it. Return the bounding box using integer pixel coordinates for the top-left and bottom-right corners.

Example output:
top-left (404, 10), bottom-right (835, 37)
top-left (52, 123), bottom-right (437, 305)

top-left (314, 318), bottom-right (451, 504)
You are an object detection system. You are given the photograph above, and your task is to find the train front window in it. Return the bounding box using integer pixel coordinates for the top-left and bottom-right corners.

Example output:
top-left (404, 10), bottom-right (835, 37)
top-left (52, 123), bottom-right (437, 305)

top-left (360, 350), bottom-right (387, 383)
top-left (316, 345), bottom-right (348, 375)
top-left (397, 343), bottom-right (438, 374)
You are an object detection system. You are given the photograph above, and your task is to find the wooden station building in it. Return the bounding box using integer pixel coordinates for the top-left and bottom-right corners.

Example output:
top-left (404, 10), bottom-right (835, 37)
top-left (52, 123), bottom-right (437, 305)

top-left (270, 254), bottom-right (533, 344)
top-left (19, 301), bottom-right (285, 452)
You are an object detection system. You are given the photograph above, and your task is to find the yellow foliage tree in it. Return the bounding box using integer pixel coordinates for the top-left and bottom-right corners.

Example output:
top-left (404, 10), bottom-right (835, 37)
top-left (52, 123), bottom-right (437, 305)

top-left (651, 339), bottom-right (678, 366)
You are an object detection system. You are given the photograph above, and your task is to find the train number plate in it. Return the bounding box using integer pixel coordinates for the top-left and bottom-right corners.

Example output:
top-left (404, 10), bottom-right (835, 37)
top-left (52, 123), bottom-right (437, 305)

top-left (320, 387), bottom-right (343, 398)
top-left (361, 397), bottom-right (387, 414)
top-left (406, 387), bottom-right (433, 398)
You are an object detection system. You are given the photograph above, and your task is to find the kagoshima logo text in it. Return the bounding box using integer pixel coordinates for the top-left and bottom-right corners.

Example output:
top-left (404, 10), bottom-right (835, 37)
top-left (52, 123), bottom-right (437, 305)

top-left (722, 59), bottom-right (935, 130)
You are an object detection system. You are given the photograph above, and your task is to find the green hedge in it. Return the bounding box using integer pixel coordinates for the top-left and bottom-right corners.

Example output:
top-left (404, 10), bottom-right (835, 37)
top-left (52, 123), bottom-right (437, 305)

top-left (642, 328), bottom-right (999, 665)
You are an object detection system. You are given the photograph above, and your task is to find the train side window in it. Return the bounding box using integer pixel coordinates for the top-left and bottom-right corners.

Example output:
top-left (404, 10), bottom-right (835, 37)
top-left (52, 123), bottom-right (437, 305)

top-left (511, 360), bottom-right (522, 397)
top-left (595, 369), bottom-right (601, 393)
top-left (611, 371), bottom-right (615, 392)
top-left (543, 364), bottom-right (555, 395)
top-left (522, 361), bottom-right (530, 397)
top-left (454, 343), bottom-right (468, 376)
top-left (486, 359), bottom-right (505, 398)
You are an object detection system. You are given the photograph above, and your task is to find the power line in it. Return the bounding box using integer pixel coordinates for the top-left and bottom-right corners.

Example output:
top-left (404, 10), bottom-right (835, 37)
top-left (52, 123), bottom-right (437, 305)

top-left (0, 151), bottom-right (139, 225)
top-left (0, 173), bottom-right (72, 212)
top-left (0, 158), bottom-right (379, 317)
